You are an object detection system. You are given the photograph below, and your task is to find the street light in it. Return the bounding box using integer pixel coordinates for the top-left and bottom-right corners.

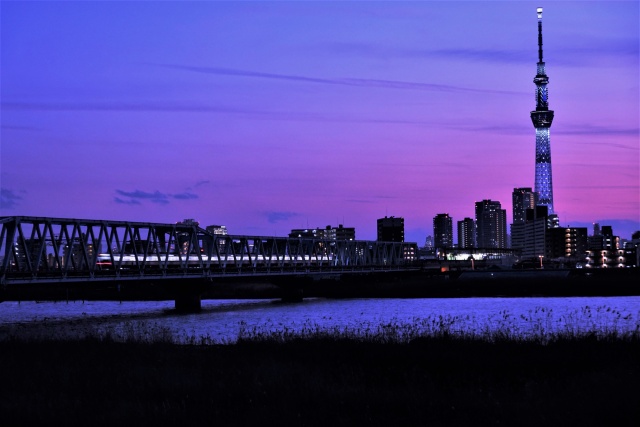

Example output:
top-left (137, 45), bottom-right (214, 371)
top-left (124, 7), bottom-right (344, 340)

top-left (538, 255), bottom-right (544, 269)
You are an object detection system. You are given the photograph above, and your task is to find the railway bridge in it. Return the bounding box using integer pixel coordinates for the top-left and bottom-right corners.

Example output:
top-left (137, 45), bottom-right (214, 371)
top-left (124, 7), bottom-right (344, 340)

top-left (0, 216), bottom-right (418, 310)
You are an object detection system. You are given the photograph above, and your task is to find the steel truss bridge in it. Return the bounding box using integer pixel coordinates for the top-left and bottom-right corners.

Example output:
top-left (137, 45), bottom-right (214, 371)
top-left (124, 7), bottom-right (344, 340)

top-left (1, 217), bottom-right (418, 309)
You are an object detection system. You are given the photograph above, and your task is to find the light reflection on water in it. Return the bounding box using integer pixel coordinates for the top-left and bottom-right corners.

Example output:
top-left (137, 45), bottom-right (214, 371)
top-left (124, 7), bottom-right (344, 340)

top-left (1, 296), bottom-right (639, 343)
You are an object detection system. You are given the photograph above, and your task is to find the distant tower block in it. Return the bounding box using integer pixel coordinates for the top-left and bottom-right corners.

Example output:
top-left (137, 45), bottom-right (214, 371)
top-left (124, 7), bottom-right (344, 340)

top-left (530, 7), bottom-right (555, 214)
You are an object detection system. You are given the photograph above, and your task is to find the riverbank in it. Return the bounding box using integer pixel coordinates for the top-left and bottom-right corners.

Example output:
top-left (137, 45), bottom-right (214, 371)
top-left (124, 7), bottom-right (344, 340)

top-left (3, 268), bottom-right (639, 303)
top-left (304, 267), bottom-right (640, 299)
top-left (1, 333), bottom-right (638, 426)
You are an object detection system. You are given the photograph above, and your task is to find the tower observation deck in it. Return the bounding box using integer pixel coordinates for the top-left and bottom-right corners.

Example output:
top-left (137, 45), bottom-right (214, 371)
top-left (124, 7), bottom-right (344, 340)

top-left (530, 7), bottom-right (555, 214)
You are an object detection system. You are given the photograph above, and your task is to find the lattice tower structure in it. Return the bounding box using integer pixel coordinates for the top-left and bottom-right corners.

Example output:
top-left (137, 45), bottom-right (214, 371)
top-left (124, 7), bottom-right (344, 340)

top-left (530, 7), bottom-right (555, 214)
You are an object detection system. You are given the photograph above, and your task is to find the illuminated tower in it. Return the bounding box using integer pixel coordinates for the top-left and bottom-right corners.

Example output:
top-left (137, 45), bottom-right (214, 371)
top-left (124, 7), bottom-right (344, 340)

top-left (531, 7), bottom-right (555, 214)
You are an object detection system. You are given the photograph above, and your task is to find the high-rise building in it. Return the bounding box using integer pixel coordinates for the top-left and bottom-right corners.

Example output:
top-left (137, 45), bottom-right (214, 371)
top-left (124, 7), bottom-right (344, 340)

top-left (547, 227), bottom-right (588, 260)
top-left (433, 214), bottom-right (453, 249)
top-left (289, 224), bottom-right (355, 240)
top-left (521, 205), bottom-right (549, 260)
top-left (512, 188), bottom-right (538, 225)
top-left (457, 217), bottom-right (475, 248)
top-left (334, 224), bottom-right (356, 241)
top-left (592, 223), bottom-right (601, 236)
top-left (377, 216), bottom-right (404, 242)
top-left (424, 235), bottom-right (434, 251)
top-left (585, 225), bottom-right (624, 267)
top-left (601, 226), bottom-right (618, 250)
top-left (511, 187), bottom-right (538, 252)
top-left (204, 224), bottom-right (228, 254)
top-left (475, 200), bottom-right (507, 249)
top-left (587, 225), bottom-right (618, 252)
top-left (206, 224), bottom-right (228, 236)
top-left (531, 7), bottom-right (556, 215)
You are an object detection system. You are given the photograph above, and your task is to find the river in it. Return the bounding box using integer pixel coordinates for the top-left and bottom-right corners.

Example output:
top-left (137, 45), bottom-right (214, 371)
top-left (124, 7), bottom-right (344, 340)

top-left (1, 296), bottom-right (639, 343)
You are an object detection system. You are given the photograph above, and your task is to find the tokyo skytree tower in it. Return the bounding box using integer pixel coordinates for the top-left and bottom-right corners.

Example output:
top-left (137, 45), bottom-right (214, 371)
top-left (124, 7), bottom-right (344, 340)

top-left (530, 7), bottom-right (555, 214)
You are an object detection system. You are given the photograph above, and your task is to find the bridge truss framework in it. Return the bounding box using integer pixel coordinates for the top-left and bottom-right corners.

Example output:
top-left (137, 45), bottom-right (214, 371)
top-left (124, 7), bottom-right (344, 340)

top-left (1, 216), bottom-right (418, 285)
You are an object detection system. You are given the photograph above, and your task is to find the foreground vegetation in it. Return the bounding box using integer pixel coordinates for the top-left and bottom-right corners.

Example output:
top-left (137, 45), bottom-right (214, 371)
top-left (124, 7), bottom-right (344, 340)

top-left (1, 326), bottom-right (639, 426)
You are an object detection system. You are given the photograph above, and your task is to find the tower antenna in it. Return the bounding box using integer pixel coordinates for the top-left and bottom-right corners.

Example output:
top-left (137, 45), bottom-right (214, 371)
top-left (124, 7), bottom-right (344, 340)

top-left (537, 7), bottom-right (544, 63)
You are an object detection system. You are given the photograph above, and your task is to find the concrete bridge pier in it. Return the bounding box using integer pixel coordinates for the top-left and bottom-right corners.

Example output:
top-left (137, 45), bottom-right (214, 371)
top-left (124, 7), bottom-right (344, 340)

top-left (276, 276), bottom-right (309, 302)
top-left (175, 293), bottom-right (202, 312)
top-left (173, 281), bottom-right (206, 312)
top-left (281, 285), bottom-right (304, 302)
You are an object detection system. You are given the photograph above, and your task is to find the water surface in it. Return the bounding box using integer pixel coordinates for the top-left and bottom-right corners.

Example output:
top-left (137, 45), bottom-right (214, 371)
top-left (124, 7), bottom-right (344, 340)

top-left (1, 296), bottom-right (638, 343)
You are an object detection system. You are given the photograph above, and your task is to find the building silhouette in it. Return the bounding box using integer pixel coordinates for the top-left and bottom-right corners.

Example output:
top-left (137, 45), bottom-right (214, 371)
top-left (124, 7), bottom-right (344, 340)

top-left (531, 7), bottom-right (556, 215)
top-left (547, 227), bottom-right (588, 261)
top-left (593, 223), bottom-right (601, 237)
top-left (289, 224), bottom-right (355, 241)
top-left (587, 225), bottom-right (618, 252)
top-left (433, 213), bottom-right (453, 249)
top-left (457, 217), bottom-right (475, 248)
top-left (206, 224), bottom-right (228, 236)
top-left (585, 225), bottom-right (634, 268)
top-left (520, 205), bottom-right (549, 260)
top-left (475, 200), bottom-right (507, 249)
top-left (512, 187), bottom-right (538, 224)
top-left (377, 216), bottom-right (404, 242)
top-left (511, 187), bottom-right (538, 253)
top-left (424, 235), bottom-right (434, 251)
top-left (204, 224), bottom-right (228, 253)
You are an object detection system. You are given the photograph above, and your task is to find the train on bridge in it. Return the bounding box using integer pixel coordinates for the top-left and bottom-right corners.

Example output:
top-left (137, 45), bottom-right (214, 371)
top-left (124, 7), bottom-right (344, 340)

top-left (95, 253), bottom-right (338, 269)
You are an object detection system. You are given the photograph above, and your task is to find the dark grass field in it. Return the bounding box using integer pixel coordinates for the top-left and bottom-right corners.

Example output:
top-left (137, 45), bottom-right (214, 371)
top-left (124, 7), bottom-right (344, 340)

top-left (1, 334), bottom-right (639, 426)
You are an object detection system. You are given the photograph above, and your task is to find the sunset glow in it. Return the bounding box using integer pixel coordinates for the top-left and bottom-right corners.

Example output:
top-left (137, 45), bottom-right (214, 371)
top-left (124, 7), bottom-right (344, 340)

top-left (1, 1), bottom-right (638, 242)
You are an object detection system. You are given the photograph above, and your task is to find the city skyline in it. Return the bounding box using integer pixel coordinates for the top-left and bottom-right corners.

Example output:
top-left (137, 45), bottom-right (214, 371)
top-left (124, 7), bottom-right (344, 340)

top-left (1, 1), bottom-right (638, 243)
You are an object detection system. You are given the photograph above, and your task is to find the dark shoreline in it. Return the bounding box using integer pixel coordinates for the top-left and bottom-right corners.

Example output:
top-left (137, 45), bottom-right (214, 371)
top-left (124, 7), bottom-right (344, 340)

top-left (2, 267), bottom-right (639, 303)
top-left (1, 334), bottom-right (639, 426)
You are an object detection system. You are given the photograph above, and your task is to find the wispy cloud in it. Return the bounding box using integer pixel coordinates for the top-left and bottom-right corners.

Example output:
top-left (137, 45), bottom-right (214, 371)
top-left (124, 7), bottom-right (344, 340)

top-left (116, 189), bottom-right (169, 204)
top-left (319, 40), bottom-right (639, 67)
top-left (1, 188), bottom-right (23, 209)
top-left (561, 185), bottom-right (639, 190)
top-left (114, 189), bottom-right (199, 205)
top-left (550, 41), bottom-right (639, 67)
top-left (185, 180), bottom-right (211, 193)
top-left (459, 123), bottom-right (640, 138)
top-left (172, 192), bottom-right (198, 200)
top-left (453, 124), bottom-right (530, 135)
top-left (430, 45), bottom-right (638, 67)
top-left (430, 48), bottom-right (530, 64)
top-left (346, 199), bottom-right (376, 204)
top-left (114, 197), bottom-right (141, 205)
top-left (265, 211), bottom-right (300, 224)
top-left (574, 141), bottom-right (638, 151)
top-left (310, 42), bottom-right (531, 64)
top-left (556, 125), bottom-right (640, 138)
top-left (345, 195), bottom-right (397, 204)
top-left (0, 100), bottom-right (459, 128)
top-left (1, 101), bottom-right (250, 113)
top-left (160, 64), bottom-right (523, 96)
top-left (194, 180), bottom-right (210, 188)
top-left (1, 124), bottom-right (42, 131)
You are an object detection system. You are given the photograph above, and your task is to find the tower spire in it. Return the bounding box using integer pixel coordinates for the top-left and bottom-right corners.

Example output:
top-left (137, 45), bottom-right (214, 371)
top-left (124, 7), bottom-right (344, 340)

top-left (537, 7), bottom-right (544, 63)
top-left (530, 6), bottom-right (555, 215)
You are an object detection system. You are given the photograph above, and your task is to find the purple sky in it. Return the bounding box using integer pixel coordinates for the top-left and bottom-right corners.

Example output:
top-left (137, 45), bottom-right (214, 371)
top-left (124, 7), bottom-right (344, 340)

top-left (1, 1), bottom-right (639, 243)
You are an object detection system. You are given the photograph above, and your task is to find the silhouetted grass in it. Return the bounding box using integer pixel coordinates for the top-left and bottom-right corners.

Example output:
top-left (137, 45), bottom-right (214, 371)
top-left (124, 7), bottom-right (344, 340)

top-left (2, 304), bottom-right (638, 345)
top-left (1, 322), bottom-right (639, 426)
